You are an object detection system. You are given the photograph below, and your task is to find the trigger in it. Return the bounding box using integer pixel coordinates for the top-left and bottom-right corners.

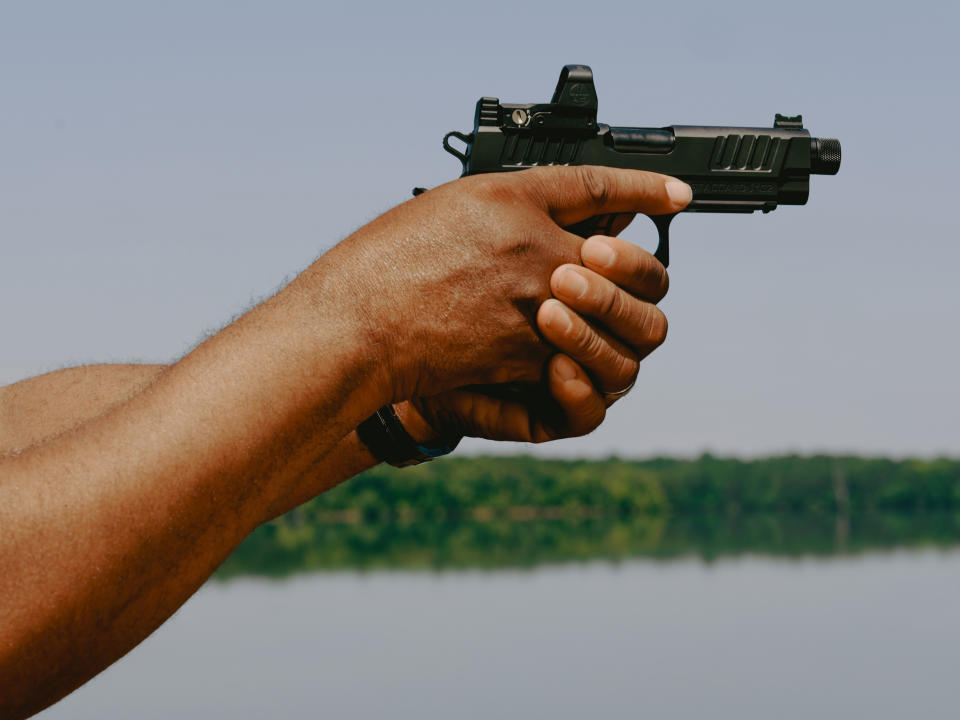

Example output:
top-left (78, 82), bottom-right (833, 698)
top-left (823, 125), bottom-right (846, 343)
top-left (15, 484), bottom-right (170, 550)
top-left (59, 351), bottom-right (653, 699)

top-left (650, 214), bottom-right (676, 268)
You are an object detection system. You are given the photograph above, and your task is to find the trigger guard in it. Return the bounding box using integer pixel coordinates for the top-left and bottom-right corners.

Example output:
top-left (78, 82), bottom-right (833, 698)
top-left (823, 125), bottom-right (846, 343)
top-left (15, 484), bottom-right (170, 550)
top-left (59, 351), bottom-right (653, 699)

top-left (650, 214), bottom-right (676, 268)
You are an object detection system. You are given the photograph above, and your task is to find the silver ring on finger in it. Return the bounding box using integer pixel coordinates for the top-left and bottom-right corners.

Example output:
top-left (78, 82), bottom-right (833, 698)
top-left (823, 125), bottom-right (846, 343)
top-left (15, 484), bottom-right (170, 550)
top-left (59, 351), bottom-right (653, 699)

top-left (601, 380), bottom-right (635, 401)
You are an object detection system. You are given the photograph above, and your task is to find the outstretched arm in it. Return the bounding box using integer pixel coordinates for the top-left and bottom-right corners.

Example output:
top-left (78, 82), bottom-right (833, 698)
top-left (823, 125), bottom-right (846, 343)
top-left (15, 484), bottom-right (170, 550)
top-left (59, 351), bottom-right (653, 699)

top-left (0, 270), bottom-right (389, 718)
top-left (0, 364), bottom-right (385, 524)
top-left (0, 167), bottom-right (688, 718)
top-left (0, 229), bottom-right (669, 519)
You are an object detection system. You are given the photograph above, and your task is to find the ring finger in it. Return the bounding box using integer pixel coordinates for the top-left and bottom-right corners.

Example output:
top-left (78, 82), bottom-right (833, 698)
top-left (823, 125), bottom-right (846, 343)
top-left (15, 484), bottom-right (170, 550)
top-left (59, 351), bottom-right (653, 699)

top-left (537, 298), bottom-right (639, 401)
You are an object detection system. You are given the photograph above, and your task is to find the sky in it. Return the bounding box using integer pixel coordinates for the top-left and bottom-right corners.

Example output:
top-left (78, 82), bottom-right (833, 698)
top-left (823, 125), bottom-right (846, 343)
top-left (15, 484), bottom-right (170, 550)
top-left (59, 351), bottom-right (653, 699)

top-left (1, 1), bottom-right (957, 458)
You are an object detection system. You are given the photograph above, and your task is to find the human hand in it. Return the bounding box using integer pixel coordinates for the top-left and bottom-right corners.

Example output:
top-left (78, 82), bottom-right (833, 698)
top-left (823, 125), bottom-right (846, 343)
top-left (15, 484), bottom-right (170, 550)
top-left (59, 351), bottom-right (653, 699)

top-left (397, 352), bottom-right (604, 444)
top-left (394, 227), bottom-right (676, 444)
top-left (321, 166), bottom-right (690, 405)
top-left (538, 233), bottom-right (671, 403)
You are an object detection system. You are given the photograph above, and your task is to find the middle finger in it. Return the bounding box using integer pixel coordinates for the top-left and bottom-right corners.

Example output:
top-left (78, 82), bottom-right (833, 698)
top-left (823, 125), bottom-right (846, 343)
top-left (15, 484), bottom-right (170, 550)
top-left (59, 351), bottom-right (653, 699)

top-left (578, 234), bottom-right (669, 303)
top-left (550, 264), bottom-right (669, 352)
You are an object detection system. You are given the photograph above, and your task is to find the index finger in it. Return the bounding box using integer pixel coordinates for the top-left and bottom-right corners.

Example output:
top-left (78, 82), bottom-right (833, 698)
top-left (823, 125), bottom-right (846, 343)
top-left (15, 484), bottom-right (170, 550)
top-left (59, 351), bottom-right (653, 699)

top-left (515, 165), bottom-right (692, 226)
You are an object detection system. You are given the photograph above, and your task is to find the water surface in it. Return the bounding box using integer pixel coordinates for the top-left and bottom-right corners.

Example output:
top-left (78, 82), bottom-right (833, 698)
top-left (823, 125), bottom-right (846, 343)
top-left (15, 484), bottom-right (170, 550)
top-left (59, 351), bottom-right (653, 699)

top-left (41, 549), bottom-right (960, 719)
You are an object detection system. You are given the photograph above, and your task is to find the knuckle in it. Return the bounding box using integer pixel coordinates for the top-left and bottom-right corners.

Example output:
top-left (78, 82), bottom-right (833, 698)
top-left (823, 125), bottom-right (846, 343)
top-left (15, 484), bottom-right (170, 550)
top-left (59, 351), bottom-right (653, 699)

top-left (532, 425), bottom-right (557, 444)
top-left (598, 283), bottom-right (623, 320)
top-left (568, 402), bottom-right (606, 439)
top-left (632, 250), bottom-right (652, 284)
top-left (574, 321), bottom-right (605, 360)
top-left (634, 250), bottom-right (668, 299)
top-left (584, 404), bottom-right (606, 435)
top-left (576, 166), bottom-right (609, 210)
top-left (616, 352), bottom-right (641, 385)
top-left (643, 305), bottom-right (669, 345)
top-left (507, 230), bottom-right (537, 258)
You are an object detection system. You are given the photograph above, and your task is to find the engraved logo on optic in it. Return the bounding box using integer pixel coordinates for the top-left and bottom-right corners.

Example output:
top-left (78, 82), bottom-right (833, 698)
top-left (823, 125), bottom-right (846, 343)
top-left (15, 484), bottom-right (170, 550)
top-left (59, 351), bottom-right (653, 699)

top-left (567, 83), bottom-right (592, 107)
top-left (691, 182), bottom-right (777, 194)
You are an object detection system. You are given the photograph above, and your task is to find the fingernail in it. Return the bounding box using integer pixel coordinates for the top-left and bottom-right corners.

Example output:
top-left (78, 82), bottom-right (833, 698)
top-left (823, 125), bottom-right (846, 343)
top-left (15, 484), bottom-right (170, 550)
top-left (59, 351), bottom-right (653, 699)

top-left (556, 268), bottom-right (589, 299)
top-left (665, 180), bottom-right (693, 208)
top-left (582, 237), bottom-right (616, 269)
top-left (554, 354), bottom-right (577, 381)
top-left (565, 378), bottom-right (592, 399)
top-left (544, 301), bottom-right (573, 333)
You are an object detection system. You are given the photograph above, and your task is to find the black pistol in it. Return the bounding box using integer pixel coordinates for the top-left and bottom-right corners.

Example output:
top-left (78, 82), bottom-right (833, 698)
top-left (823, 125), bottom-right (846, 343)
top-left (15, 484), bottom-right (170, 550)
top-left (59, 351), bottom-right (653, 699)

top-left (442, 65), bottom-right (841, 267)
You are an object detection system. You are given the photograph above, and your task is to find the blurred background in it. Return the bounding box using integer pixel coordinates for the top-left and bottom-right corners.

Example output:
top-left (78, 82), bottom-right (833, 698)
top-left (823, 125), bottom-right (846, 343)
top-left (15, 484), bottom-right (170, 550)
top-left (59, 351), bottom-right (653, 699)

top-left (2, 1), bottom-right (957, 718)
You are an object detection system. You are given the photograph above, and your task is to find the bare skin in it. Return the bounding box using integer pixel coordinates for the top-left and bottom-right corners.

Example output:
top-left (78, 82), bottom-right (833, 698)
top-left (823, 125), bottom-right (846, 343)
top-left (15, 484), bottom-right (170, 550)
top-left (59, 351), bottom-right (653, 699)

top-left (0, 166), bottom-right (688, 718)
top-left (0, 356), bottom-right (597, 525)
top-left (0, 230), bottom-right (671, 519)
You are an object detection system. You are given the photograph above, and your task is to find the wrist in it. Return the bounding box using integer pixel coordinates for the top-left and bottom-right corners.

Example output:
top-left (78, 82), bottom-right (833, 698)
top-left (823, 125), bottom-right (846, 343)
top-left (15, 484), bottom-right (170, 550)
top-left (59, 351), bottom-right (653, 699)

top-left (393, 401), bottom-right (440, 445)
top-left (303, 225), bottom-right (420, 407)
top-left (356, 402), bottom-right (461, 468)
top-left (281, 256), bottom-right (398, 415)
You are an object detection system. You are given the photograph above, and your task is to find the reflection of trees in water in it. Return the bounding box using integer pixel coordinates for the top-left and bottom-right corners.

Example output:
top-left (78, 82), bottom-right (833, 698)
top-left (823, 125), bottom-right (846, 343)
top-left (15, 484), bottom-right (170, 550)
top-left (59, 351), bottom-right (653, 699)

top-left (217, 513), bottom-right (960, 580)
top-left (216, 456), bottom-right (960, 579)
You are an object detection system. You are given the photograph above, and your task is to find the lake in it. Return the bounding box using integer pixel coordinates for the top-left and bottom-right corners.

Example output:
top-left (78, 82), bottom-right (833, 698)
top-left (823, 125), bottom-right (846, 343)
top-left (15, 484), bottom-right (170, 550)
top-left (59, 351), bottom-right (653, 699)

top-left (38, 542), bottom-right (960, 719)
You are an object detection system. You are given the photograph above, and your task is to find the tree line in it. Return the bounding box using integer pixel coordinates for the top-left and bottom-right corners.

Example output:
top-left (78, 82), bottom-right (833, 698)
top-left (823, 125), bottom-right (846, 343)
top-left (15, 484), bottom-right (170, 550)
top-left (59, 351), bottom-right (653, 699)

top-left (217, 455), bottom-right (960, 577)
top-left (290, 454), bottom-right (960, 521)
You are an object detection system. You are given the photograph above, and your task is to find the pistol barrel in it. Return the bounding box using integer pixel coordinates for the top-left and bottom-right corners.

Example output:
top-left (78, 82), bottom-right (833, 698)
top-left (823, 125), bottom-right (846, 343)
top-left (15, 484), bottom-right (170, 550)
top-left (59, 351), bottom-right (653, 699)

top-left (810, 137), bottom-right (842, 175)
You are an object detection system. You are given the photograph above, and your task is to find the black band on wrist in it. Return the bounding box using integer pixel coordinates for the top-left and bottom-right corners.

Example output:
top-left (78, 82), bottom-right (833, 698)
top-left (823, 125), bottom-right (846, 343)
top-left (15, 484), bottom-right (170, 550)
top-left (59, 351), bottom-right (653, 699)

top-left (356, 405), bottom-right (461, 468)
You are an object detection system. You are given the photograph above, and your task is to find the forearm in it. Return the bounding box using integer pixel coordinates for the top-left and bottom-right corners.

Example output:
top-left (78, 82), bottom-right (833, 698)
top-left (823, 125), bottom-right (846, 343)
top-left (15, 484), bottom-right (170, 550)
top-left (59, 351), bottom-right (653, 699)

top-left (0, 363), bottom-right (419, 521)
top-left (0, 364), bottom-right (167, 454)
top-left (0, 267), bottom-right (389, 717)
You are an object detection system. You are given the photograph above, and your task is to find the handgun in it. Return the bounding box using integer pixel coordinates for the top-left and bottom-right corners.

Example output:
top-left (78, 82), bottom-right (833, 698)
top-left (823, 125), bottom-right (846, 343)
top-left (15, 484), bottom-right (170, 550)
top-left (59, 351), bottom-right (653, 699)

top-left (441, 65), bottom-right (841, 267)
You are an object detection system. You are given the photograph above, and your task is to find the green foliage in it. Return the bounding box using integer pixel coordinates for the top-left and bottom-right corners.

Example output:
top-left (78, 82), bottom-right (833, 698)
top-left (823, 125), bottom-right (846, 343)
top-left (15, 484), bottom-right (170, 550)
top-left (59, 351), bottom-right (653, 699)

top-left (217, 455), bottom-right (960, 578)
top-left (284, 454), bottom-right (960, 518)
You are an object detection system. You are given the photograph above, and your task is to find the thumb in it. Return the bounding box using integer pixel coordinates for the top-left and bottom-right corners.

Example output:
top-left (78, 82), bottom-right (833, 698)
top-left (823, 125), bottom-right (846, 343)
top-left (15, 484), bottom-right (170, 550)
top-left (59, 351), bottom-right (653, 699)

top-left (517, 165), bottom-right (692, 227)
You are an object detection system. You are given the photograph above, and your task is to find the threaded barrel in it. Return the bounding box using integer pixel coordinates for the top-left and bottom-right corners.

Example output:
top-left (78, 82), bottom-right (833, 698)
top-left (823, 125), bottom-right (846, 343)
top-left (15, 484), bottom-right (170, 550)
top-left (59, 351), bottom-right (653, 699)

top-left (811, 137), bottom-right (841, 175)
